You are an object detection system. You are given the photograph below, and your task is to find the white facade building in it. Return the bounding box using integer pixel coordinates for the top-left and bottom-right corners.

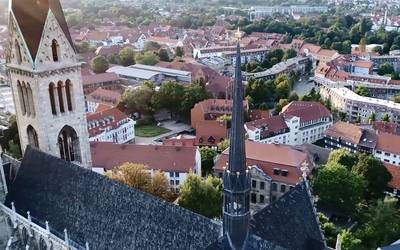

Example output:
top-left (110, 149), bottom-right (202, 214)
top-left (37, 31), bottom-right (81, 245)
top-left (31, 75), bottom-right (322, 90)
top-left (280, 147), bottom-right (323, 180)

top-left (246, 101), bottom-right (333, 145)
top-left (87, 107), bottom-right (135, 144)
top-left (320, 84), bottom-right (400, 124)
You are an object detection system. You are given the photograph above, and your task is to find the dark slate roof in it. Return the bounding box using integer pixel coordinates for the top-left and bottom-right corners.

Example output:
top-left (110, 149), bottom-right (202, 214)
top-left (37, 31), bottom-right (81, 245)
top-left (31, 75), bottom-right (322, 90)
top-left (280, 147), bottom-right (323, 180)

top-left (206, 234), bottom-right (287, 250)
top-left (5, 147), bottom-right (221, 250)
top-left (11, 0), bottom-right (74, 60)
top-left (251, 181), bottom-right (326, 250)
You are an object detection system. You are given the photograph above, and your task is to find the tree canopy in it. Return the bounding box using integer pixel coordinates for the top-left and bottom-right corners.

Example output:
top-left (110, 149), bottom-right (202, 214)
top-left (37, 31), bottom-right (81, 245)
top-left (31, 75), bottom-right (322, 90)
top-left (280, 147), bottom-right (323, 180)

top-left (119, 47), bottom-right (135, 66)
top-left (313, 163), bottom-right (365, 215)
top-left (90, 55), bottom-right (109, 73)
top-left (122, 84), bottom-right (156, 115)
top-left (352, 154), bottom-right (392, 200)
top-left (178, 173), bottom-right (223, 218)
top-left (200, 147), bottom-right (217, 176)
top-left (135, 51), bottom-right (160, 65)
top-left (106, 162), bottom-right (173, 201)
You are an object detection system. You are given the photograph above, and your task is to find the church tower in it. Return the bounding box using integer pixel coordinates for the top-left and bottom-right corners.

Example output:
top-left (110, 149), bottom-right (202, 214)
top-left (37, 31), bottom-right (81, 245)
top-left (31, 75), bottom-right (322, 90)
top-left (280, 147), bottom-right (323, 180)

top-left (6, 0), bottom-right (91, 168)
top-left (223, 29), bottom-right (250, 250)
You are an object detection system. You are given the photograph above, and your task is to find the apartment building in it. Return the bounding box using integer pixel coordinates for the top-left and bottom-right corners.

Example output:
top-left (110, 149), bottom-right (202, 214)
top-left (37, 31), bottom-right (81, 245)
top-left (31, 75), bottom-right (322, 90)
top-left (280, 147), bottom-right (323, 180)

top-left (320, 84), bottom-right (400, 124)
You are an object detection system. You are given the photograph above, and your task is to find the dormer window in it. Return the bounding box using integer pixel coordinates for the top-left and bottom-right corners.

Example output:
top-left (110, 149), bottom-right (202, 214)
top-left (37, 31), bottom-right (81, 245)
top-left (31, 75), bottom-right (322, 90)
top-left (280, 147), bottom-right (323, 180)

top-left (51, 39), bottom-right (60, 62)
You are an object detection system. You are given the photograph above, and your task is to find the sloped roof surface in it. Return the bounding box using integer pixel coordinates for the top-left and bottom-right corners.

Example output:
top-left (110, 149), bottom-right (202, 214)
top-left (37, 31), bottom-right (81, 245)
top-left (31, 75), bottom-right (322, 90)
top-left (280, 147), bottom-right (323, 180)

top-left (12, 0), bottom-right (74, 60)
top-left (5, 147), bottom-right (221, 250)
top-left (252, 181), bottom-right (326, 250)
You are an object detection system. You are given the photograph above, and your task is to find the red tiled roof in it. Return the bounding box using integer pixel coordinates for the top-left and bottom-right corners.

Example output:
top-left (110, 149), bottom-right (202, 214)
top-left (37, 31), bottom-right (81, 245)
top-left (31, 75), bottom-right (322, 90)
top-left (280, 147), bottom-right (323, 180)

top-left (246, 115), bottom-right (288, 134)
top-left (385, 163), bottom-right (400, 189)
top-left (86, 87), bottom-right (122, 106)
top-left (87, 107), bottom-right (129, 137)
top-left (162, 138), bottom-right (196, 147)
top-left (90, 142), bottom-right (198, 173)
top-left (372, 121), bottom-right (399, 135)
top-left (82, 72), bottom-right (119, 85)
top-left (324, 122), bottom-right (363, 144)
top-left (376, 132), bottom-right (400, 155)
top-left (215, 140), bottom-right (310, 185)
top-left (195, 99), bottom-right (248, 114)
top-left (281, 101), bottom-right (331, 123)
top-left (316, 49), bottom-right (338, 57)
top-left (248, 109), bottom-right (270, 121)
top-left (196, 120), bottom-right (228, 146)
top-left (352, 60), bottom-right (373, 69)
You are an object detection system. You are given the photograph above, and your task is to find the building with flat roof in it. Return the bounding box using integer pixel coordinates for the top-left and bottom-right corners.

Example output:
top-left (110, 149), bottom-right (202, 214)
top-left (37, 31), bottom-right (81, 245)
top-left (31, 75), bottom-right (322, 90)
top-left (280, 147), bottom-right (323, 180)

top-left (320, 84), bottom-right (400, 124)
top-left (130, 64), bottom-right (192, 83)
top-left (107, 64), bottom-right (192, 85)
top-left (107, 66), bottom-right (159, 83)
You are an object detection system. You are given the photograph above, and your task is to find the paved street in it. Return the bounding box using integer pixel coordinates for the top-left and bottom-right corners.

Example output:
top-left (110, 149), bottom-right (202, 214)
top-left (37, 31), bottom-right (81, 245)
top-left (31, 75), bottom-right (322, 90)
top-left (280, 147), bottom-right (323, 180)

top-left (135, 120), bottom-right (192, 145)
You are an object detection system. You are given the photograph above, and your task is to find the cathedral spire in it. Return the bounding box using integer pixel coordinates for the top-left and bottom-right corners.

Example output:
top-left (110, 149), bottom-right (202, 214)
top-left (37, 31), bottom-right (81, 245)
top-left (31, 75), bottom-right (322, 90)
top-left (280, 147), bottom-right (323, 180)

top-left (223, 28), bottom-right (250, 250)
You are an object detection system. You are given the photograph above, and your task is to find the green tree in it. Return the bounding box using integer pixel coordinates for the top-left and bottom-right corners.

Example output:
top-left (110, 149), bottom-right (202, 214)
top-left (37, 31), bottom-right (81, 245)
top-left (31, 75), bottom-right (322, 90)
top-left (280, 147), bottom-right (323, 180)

top-left (355, 86), bottom-right (370, 97)
top-left (200, 147), bottom-right (217, 176)
top-left (276, 80), bottom-right (291, 100)
top-left (135, 51), bottom-right (159, 65)
top-left (359, 37), bottom-right (367, 52)
top-left (368, 112), bottom-right (376, 122)
top-left (283, 48), bottom-right (297, 60)
top-left (353, 198), bottom-right (400, 249)
top-left (352, 154), bottom-right (392, 199)
top-left (393, 94), bottom-right (400, 103)
top-left (175, 46), bottom-right (184, 57)
top-left (158, 48), bottom-right (170, 62)
top-left (341, 230), bottom-right (362, 250)
top-left (217, 139), bottom-right (230, 152)
top-left (106, 163), bottom-right (173, 201)
top-left (372, 46), bottom-right (383, 55)
top-left (378, 63), bottom-right (395, 76)
top-left (144, 41), bottom-right (161, 51)
top-left (119, 47), bottom-right (135, 66)
top-left (178, 174), bottom-right (222, 218)
top-left (180, 83), bottom-right (211, 117)
top-left (288, 92), bottom-right (299, 102)
top-left (75, 41), bottom-right (95, 53)
top-left (246, 79), bottom-right (274, 107)
top-left (318, 213), bottom-right (340, 248)
top-left (381, 113), bottom-right (391, 122)
top-left (90, 55), bottom-right (109, 73)
top-left (122, 85), bottom-right (156, 115)
top-left (0, 115), bottom-right (21, 158)
top-left (327, 149), bottom-right (358, 170)
top-left (273, 99), bottom-right (289, 115)
top-left (313, 163), bottom-right (365, 214)
top-left (155, 82), bottom-right (185, 115)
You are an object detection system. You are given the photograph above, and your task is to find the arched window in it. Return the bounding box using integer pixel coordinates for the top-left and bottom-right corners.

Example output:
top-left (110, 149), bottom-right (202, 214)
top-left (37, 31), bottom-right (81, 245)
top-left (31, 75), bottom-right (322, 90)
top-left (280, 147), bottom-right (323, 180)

top-left (21, 81), bottom-right (30, 116)
top-left (17, 81), bottom-right (26, 115)
top-left (57, 81), bottom-right (65, 113)
top-left (58, 125), bottom-right (81, 163)
top-left (51, 39), bottom-right (60, 62)
top-left (26, 83), bottom-right (35, 117)
top-left (65, 80), bottom-right (73, 111)
top-left (49, 83), bottom-right (57, 115)
top-left (15, 39), bottom-right (22, 64)
top-left (27, 125), bottom-right (39, 148)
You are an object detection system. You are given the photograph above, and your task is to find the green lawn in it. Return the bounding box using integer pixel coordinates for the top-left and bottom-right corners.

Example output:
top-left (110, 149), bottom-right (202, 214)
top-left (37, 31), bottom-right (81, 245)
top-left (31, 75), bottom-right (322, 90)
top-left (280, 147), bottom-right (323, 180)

top-left (135, 125), bottom-right (171, 137)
